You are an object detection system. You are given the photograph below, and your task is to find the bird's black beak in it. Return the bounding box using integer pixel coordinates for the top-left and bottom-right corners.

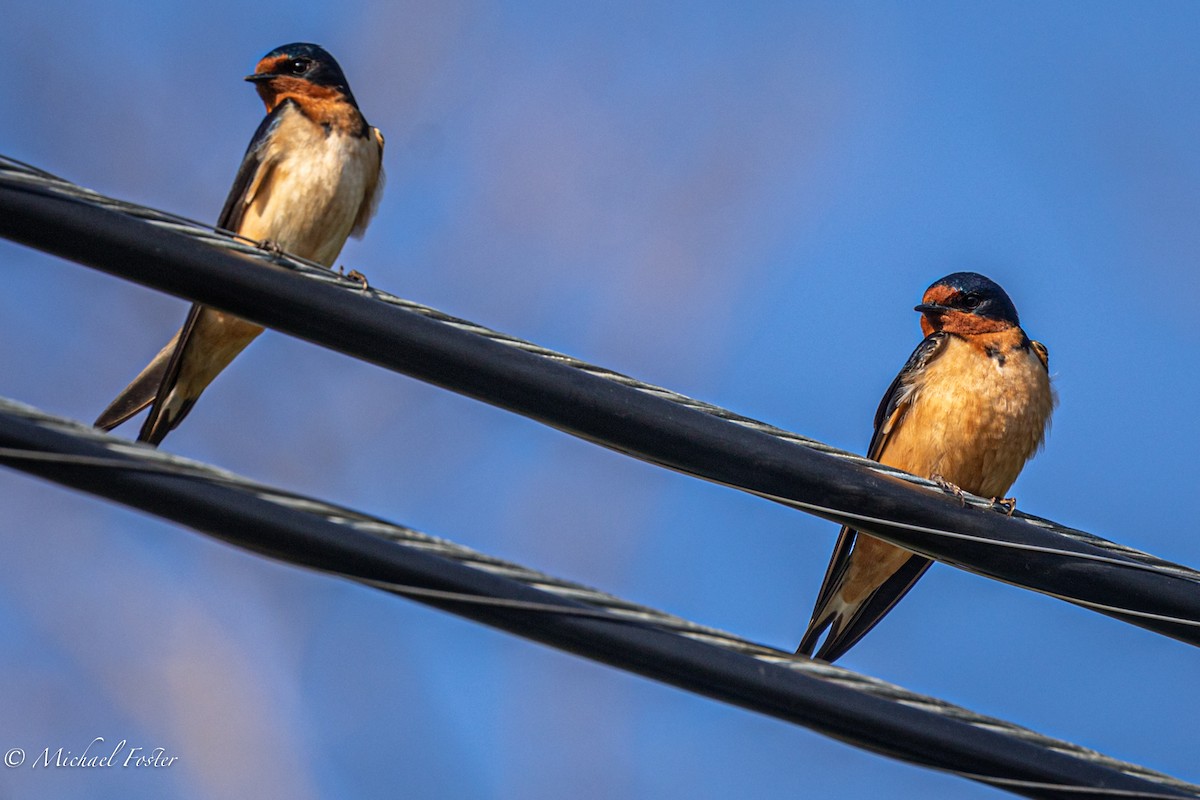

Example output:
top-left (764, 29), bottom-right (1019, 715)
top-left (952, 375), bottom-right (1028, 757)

top-left (245, 73), bottom-right (273, 83)
top-left (914, 302), bottom-right (949, 315)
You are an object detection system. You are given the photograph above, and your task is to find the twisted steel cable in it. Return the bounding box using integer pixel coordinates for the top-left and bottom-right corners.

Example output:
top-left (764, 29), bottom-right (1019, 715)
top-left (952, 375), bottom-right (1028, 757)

top-left (0, 397), bottom-right (1195, 800)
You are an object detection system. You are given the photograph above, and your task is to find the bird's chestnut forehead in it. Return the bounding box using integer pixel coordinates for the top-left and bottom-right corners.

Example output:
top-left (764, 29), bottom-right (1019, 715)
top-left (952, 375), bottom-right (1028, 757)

top-left (921, 283), bottom-right (958, 305)
top-left (254, 54), bottom-right (292, 75)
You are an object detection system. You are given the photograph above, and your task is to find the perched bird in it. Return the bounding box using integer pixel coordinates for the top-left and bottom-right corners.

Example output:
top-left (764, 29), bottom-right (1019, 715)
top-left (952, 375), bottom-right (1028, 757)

top-left (797, 272), bottom-right (1055, 662)
top-left (95, 42), bottom-right (384, 445)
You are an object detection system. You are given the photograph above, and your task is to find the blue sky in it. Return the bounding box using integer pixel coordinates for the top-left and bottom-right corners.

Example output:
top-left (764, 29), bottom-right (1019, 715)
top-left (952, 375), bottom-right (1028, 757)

top-left (2, 2), bottom-right (1200, 798)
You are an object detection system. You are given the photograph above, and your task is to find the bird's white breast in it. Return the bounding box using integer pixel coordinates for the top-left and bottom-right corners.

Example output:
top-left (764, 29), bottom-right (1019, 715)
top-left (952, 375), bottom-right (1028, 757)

top-left (237, 104), bottom-right (381, 266)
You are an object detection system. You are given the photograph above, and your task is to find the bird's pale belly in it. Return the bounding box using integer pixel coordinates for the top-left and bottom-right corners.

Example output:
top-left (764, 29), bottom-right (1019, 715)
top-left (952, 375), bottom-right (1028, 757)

top-left (238, 118), bottom-right (376, 266)
top-left (879, 337), bottom-right (1054, 499)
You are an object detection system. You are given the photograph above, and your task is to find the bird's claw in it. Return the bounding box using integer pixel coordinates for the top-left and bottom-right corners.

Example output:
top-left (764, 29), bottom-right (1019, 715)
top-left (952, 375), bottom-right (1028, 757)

top-left (338, 267), bottom-right (370, 291)
top-left (991, 496), bottom-right (1018, 516)
top-left (257, 238), bottom-right (284, 256)
top-left (931, 473), bottom-right (966, 506)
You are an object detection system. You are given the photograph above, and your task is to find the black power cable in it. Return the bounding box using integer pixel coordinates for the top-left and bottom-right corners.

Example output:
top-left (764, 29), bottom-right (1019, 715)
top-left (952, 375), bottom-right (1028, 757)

top-left (1, 158), bottom-right (1199, 648)
top-left (0, 399), bottom-right (1195, 800)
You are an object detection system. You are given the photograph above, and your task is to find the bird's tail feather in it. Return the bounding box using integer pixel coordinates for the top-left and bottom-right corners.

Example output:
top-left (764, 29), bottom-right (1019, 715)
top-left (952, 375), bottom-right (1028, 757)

top-left (799, 554), bottom-right (933, 663)
top-left (94, 333), bottom-right (181, 432)
top-left (137, 391), bottom-right (196, 446)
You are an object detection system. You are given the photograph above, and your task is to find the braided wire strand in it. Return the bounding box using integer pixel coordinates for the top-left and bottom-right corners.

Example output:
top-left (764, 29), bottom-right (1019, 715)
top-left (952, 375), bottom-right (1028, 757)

top-left (0, 396), bottom-right (1196, 797)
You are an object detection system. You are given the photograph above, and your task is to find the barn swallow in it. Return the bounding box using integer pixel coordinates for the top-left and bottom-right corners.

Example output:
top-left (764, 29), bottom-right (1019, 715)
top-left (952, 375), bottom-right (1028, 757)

top-left (797, 272), bottom-right (1055, 662)
top-left (95, 43), bottom-right (385, 445)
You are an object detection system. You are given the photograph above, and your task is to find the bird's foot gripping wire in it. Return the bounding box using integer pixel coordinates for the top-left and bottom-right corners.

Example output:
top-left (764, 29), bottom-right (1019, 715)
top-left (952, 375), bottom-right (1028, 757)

top-left (991, 496), bottom-right (1018, 516)
top-left (256, 238), bottom-right (284, 256)
top-left (930, 473), bottom-right (966, 506)
top-left (339, 266), bottom-right (370, 291)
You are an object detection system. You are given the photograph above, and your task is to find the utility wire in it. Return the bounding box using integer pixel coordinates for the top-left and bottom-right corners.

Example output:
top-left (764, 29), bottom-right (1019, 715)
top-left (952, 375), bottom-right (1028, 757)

top-left (0, 398), bottom-right (1195, 800)
top-left (2, 155), bottom-right (1199, 646)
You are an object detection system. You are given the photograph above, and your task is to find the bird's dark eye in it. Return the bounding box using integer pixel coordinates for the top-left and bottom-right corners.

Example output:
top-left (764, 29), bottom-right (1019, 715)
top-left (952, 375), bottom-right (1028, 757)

top-left (960, 292), bottom-right (984, 309)
top-left (287, 58), bottom-right (311, 75)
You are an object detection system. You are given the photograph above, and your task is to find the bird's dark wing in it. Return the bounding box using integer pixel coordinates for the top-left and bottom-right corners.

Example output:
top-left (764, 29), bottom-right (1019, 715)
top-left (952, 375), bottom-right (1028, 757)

top-left (215, 100), bottom-right (291, 232)
top-left (135, 304), bottom-right (204, 445)
top-left (95, 104), bottom-right (291, 440)
top-left (866, 332), bottom-right (950, 461)
top-left (1030, 338), bottom-right (1050, 373)
top-left (133, 103), bottom-right (293, 445)
top-left (798, 332), bottom-right (950, 661)
top-left (350, 126), bottom-right (385, 238)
